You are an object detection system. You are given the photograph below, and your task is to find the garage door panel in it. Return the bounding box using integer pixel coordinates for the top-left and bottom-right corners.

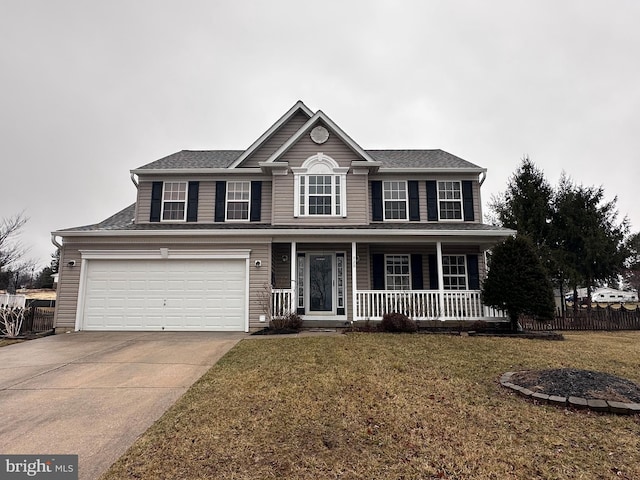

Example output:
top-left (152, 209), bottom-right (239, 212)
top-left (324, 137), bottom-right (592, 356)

top-left (82, 259), bottom-right (246, 331)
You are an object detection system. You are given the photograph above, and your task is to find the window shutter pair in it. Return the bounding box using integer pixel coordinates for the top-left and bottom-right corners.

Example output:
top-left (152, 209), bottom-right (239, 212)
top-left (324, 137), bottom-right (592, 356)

top-left (371, 254), bottom-right (423, 290)
top-left (150, 181), bottom-right (199, 222)
top-left (371, 181), bottom-right (420, 221)
top-left (428, 254), bottom-right (479, 289)
top-left (426, 180), bottom-right (475, 221)
top-left (214, 181), bottom-right (262, 222)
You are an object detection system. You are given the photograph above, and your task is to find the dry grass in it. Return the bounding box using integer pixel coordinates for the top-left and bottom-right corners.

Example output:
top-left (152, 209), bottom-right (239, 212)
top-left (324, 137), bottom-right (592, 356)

top-left (102, 332), bottom-right (640, 480)
top-left (0, 339), bottom-right (22, 347)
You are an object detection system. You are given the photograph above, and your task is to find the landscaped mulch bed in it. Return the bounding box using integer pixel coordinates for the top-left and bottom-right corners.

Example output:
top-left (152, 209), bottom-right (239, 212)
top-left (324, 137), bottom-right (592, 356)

top-left (510, 368), bottom-right (640, 403)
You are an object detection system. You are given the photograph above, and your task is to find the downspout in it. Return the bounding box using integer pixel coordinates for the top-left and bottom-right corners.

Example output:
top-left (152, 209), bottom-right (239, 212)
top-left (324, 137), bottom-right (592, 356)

top-left (130, 172), bottom-right (139, 188)
top-left (51, 234), bottom-right (63, 250)
top-left (479, 171), bottom-right (487, 186)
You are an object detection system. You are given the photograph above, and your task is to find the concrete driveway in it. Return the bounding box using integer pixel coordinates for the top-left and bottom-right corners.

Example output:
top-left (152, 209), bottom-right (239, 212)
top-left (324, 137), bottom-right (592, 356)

top-left (0, 331), bottom-right (246, 480)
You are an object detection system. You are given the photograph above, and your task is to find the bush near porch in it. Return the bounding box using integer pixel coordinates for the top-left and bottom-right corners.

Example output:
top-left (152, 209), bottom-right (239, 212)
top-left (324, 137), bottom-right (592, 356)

top-left (102, 332), bottom-right (640, 480)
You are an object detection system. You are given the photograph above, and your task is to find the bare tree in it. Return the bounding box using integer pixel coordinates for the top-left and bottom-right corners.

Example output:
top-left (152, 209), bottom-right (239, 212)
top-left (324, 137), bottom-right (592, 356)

top-left (0, 213), bottom-right (28, 272)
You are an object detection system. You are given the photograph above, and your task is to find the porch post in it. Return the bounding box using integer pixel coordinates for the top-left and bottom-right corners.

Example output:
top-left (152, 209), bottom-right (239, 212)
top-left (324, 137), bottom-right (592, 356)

top-left (290, 241), bottom-right (297, 313)
top-left (436, 241), bottom-right (445, 320)
top-left (351, 241), bottom-right (357, 322)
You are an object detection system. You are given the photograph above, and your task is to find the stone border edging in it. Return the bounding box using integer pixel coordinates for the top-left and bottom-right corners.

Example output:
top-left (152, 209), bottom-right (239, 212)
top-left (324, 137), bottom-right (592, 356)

top-left (500, 371), bottom-right (640, 415)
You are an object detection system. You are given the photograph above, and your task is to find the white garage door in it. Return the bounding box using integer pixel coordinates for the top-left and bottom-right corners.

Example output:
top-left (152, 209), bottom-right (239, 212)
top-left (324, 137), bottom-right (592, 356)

top-left (82, 259), bottom-right (247, 331)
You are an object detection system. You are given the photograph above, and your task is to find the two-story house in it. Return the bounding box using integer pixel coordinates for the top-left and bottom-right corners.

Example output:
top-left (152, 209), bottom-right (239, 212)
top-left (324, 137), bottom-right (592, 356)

top-left (52, 101), bottom-right (513, 332)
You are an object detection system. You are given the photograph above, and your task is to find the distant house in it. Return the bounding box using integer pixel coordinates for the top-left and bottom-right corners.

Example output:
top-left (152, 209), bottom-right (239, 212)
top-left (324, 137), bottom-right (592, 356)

top-left (566, 287), bottom-right (638, 304)
top-left (51, 101), bottom-right (514, 332)
top-left (590, 287), bottom-right (638, 303)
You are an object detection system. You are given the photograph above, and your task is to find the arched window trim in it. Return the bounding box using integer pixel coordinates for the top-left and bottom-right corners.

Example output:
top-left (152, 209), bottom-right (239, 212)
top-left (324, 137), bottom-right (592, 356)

top-left (292, 153), bottom-right (348, 218)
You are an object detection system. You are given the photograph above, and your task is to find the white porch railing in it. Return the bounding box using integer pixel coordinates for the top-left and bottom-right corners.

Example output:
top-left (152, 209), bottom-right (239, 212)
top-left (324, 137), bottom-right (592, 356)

top-left (272, 289), bottom-right (293, 318)
top-left (355, 290), bottom-right (506, 321)
top-left (272, 288), bottom-right (506, 321)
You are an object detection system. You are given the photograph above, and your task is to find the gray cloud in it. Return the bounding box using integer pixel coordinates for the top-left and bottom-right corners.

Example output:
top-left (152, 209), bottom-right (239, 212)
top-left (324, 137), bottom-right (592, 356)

top-left (1, 0), bottom-right (638, 266)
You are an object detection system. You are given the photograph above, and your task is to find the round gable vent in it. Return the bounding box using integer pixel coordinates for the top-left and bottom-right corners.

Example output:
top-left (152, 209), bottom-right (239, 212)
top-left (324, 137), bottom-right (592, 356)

top-left (310, 126), bottom-right (329, 144)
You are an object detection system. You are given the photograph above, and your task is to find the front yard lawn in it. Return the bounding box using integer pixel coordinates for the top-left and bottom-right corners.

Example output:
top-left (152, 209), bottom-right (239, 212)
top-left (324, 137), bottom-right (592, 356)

top-left (102, 332), bottom-right (640, 480)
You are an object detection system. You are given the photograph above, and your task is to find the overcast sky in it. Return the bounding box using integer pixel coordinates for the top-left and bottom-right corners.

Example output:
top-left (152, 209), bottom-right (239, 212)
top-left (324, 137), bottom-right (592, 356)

top-left (2, 0), bottom-right (639, 268)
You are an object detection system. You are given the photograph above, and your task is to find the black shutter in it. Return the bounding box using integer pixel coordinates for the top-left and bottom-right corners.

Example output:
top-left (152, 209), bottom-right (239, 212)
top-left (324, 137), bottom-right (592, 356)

top-left (214, 181), bottom-right (226, 222)
top-left (150, 181), bottom-right (163, 222)
top-left (408, 180), bottom-right (420, 221)
top-left (428, 254), bottom-right (439, 289)
top-left (186, 181), bottom-right (199, 222)
top-left (462, 180), bottom-right (475, 221)
top-left (411, 254), bottom-right (423, 289)
top-left (372, 254), bottom-right (385, 290)
top-left (250, 181), bottom-right (262, 222)
top-left (467, 254), bottom-right (479, 290)
top-left (426, 181), bottom-right (438, 221)
top-left (371, 181), bottom-right (383, 221)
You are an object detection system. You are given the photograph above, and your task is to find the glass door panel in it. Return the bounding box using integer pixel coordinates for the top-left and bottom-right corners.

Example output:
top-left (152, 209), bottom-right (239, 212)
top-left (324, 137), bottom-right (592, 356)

top-left (309, 254), bottom-right (333, 312)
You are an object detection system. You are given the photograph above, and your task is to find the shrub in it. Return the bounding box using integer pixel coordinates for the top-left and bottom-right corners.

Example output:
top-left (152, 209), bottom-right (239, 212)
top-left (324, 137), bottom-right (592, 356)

top-left (380, 312), bottom-right (417, 333)
top-left (270, 311), bottom-right (303, 331)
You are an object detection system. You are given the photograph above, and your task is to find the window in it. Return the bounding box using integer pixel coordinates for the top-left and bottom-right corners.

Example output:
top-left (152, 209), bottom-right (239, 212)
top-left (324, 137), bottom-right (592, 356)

top-left (386, 255), bottom-right (410, 290)
top-left (162, 182), bottom-right (187, 221)
top-left (438, 181), bottom-right (463, 220)
top-left (383, 181), bottom-right (408, 220)
top-left (308, 175), bottom-right (333, 215)
top-left (294, 154), bottom-right (347, 217)
top-left (442, 255), bottom-right (467, 290)
top-left (226, 181), bottom-right (250, 220)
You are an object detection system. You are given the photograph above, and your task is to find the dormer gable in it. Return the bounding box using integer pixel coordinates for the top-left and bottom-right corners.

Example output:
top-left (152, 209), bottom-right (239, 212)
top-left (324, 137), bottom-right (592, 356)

top-left (229, 100), bottom-right (313, 168)
top-left (261, 110), bottom-right (380, 168)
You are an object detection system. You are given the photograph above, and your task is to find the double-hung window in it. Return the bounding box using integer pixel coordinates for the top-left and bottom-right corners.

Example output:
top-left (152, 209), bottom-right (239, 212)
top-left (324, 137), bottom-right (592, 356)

top-left (438, 181), bottom-right (463, 220)
top-left (383, 181), bottom-right (408, 220)
top-left (386, 255), bottom-right (410, 290)
top-left (162, 182), bottom-right (187, 221)
top-left (294, 154), bottom-right (347, 217)
top-left (226, 181), bottom-right (250, 220)
top-left (304, 175), bottom-right (336, 215)
top-left (442, 255), bottom-right (467, 290)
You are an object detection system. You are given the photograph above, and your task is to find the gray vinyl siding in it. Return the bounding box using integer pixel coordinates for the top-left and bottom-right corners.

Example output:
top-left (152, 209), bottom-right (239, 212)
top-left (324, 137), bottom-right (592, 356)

top-left (198, 181), bottom-right (215, 222)
top-left (53, 244), bottom-right (82, 331)
top-left (136, 181), bottom-right (152, 223)
top-left (355, 244), bottom-right (370, 290)
top-left (54, 237), bottom-right (272, 332)
top-left (240, 110), bottom-right (310, 168)
top-left (271, 243), bottom-right (291, 289)
top-left (280, 122), bottom-right (358, 168)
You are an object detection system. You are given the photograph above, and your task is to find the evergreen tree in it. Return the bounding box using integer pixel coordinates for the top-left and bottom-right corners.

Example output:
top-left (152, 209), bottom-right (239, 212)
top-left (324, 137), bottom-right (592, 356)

top-left (622, 232), bottom-right (640, 296)
top-left (482, 235), bottom-right (555, 332)
top-left (552, 174), bottom-right (630, 302)
top-left (489, 156), bottom-right (554, 252)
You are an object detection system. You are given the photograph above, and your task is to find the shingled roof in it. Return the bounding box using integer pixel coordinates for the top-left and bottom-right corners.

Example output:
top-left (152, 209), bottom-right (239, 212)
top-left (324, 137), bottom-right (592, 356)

top-left (135, 149), bottom-right (482, 170)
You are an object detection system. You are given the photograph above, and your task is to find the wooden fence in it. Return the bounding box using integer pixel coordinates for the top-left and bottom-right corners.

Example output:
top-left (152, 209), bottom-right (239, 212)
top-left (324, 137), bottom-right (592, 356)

top-left (0, 307), bottom-right (55, 336)
top-left (521, 305), bottom-right (640, 331)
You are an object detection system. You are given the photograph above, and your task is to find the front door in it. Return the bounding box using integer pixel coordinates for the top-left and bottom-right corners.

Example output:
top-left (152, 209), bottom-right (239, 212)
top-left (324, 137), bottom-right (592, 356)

top-left (309, 254), bottom-right (333, 312)
top-left (297, 251), bottom-right (346, 317)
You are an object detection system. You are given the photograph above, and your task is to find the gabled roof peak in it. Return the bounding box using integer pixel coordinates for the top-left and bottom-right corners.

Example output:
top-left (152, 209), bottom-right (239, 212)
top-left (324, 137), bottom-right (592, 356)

top-left (263, 109), bottom-right (376, 164)
top-left (228, 101), bottom-right (314, 168)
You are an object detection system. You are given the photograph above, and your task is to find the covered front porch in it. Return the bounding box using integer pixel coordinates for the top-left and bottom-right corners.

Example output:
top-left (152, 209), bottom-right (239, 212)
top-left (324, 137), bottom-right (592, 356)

top-left (269, 240), bottom-right (506, 324)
